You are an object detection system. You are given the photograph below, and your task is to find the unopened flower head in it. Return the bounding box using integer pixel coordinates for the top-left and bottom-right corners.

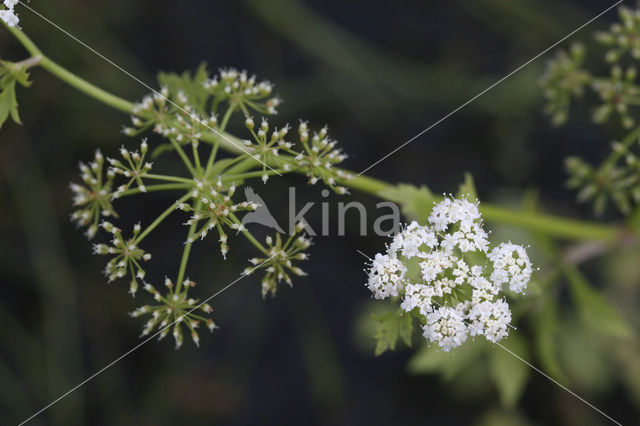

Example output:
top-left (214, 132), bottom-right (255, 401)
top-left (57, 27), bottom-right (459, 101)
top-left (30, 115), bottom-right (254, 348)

top-left (278, 122), bottom-right (351, 193)
top-left (108, 139), bottom-right (153, 198)
top-left (364, 196), bottom-right (533, 351)
top-left (94, 221), bottom-right (151, 295)
top-left (204, 68), bottom-right (279, 115)
top-left (180, 178), bottom-right (257, 258)
top-left (243, 224), bottom-right (311, 297)
top-left (596, 5), bottom-right (640, 63)
top-left (539, 43), bottom-right (590, 126)
top-left (592, 65), bottom-right (639, 129)
top-left (130, 278), bottom-right (216, 349)
top-left (70, 150), bottom-right (116, 239)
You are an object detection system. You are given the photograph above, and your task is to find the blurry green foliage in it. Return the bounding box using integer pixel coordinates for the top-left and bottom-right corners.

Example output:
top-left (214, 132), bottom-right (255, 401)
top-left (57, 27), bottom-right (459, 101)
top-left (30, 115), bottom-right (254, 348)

top-left (378, 183), bottom-right (434, 225)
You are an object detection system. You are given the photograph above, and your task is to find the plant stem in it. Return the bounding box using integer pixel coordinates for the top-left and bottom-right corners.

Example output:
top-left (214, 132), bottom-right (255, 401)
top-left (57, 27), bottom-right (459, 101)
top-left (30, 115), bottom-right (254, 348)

top-left (192, 142), bottom-right (203, 178)
top-left (169, 138), bottom-right (197, 177)
top-left (145, 174), bottom-right (193, 184)
top-left (229, 212), bottom-right (269, 254)
top-left (204, 140), bottom-right (220, 177)
top-left (6, 26), bottom-right (134, 114)
top-left (219, 105), bottom-right (236, 132)
top-left (175, 201), bottom-right (201, 292)
top-left (221, 170), bottom-right (281, 182)
top-left (5, 24), bottom-right (626, 243)
top-left (135, 193), bottom-right (191, 244)
top-left (120, 183), bottom-right (191, 197)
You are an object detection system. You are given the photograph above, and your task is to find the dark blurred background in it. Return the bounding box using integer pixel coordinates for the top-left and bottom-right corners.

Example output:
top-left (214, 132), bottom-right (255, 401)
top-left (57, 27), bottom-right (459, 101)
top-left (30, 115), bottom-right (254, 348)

top-left (1, 1), bottom-right (639, 425)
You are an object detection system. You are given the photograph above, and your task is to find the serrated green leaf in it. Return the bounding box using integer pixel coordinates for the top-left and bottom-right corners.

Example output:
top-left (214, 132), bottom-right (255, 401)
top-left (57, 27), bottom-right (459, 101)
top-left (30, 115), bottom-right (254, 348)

top-left (564, 265), bottom-right (633, 339)
top-left (489, 334), bottom-right (530, 408)
top-left (457, 171), bottom-right (477, 200)
top-left (372, 310), bottom-right (413, 356)
top-left (378, 183), bottom-right (434, 224)
top-left (0, 60), bottom-right (32, 130)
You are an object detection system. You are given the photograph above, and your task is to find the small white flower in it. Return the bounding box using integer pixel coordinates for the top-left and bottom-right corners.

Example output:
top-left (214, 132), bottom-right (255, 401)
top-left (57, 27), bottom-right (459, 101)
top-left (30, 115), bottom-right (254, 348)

top-left (366, 253), bottom-right (407, 299)
top-left (389, 221), bottom-right (437, 258)
top-left (423, 305), bottom-right (468, 352)
top-left (488, 242), bottom-right (532, 293)
top-left (0, 7), bottom-right (18, 28)
top-left (401, 283), bottom-right (435, 316)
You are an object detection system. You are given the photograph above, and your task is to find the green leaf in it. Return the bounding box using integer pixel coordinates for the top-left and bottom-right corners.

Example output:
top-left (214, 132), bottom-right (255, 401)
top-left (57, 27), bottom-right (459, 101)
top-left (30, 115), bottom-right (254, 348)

top-left (371, 310), bottom-right (413, 356)
top-left (489, 334), bottom-right (530, 408)
top-left (532, 296), bottom-right (567, 382)
top-left (0, 60), bottom-right (32, 130)
top-left (378, 183), bottom-right (434, 224)
top-left (158, 62), bottom-right (210, 114)
top-left (477, 408), bottom-right (534, 426)
top-left (457, 172), bottom-right (477, 200)
top-left (407, 339), bottom-right (484, 380)
top-left (564, 265), bottom-right (633, 339)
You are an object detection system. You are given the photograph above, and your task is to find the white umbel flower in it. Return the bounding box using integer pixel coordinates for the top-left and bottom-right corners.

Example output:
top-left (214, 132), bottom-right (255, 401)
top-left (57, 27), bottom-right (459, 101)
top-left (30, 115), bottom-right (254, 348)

top-left (364, 196), bottom-right (533, 351)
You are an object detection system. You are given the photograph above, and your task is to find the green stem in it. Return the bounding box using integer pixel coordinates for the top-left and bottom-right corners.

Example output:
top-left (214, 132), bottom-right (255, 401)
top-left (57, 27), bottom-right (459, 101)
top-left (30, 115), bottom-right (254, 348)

top-left (342, 173), bottom-right (620, 242)
top-left (204, 140), bottom-right (220, 177)
top-left (5, 24), bottom-right (626, 243)
top-left (219, 105), bottom-right (236, 132)
top-left (221, 170), bottom-right (281, 182)
top-left (120, 183), bottom-right (191, 197)
top-left (145, 174), bottom-right (193, 184)
top-left (6, 26), bottom-right (134, 114)
top-left (192, 142), bottom-right (203, 178)
top-left (175, 201), bottom-right (201, 292)
top-left (135, 193), bottom-right (191, 244)
top-left (169, 138), bottom-right (196, 177)
top-left (229, 212), bottom-right (269, 254)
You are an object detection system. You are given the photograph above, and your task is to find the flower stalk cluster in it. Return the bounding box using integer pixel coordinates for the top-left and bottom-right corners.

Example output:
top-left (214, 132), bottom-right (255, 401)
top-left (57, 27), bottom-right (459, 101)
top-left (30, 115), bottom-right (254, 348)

top-left (365, 197), bottom-right (532, 351)
top-left (67, 67), bottom-right (347, 347)
top-left (540, 3), bottom-right (640, 215)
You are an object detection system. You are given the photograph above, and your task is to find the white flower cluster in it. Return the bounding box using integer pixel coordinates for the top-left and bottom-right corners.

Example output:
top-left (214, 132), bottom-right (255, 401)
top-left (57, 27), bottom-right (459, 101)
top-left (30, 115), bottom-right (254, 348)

top-left (365, 197), bottom-right (533, 351)
top-left (1, 0), bottom-right (19, 28)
